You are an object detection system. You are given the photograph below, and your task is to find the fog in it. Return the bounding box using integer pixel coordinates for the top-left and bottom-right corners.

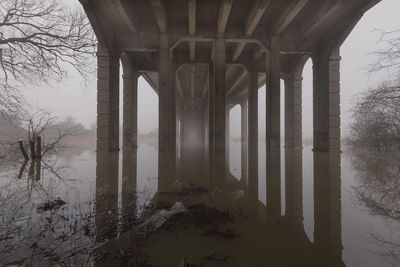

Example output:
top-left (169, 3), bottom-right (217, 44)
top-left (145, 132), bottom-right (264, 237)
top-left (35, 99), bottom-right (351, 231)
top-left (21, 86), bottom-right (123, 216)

top-left (22, 0), bottom-right (400, 138)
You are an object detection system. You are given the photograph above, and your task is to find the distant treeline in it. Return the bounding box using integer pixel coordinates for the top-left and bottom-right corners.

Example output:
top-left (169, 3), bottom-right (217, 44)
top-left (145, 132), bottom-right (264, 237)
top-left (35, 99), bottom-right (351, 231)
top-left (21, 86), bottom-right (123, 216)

top-left (0, 115), bottom-right (95, 143)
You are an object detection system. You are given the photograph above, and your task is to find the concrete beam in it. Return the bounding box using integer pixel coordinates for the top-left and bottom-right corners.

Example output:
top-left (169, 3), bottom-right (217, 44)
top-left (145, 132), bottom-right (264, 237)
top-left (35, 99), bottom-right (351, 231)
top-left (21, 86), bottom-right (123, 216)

top-left (115, 32), bottom-right (159, 51)
top-left (142, 72), bottom-right (159, 93)
top-left (228, 77), bottom-right (249, 99)
top-left (191, 65), bottom-right (195, 99)
top-left (189, 41), bottom-right (196, 61)
top-left (188, 0), bottom-right (197, 61)
top-left (113, 0), bottom-right (138, 32)
top-left (201, 72), bottom-right (209, 99)
top-left (231, 0), bottom-right (271, 62)
top-left (151, 0), bottom-right (168, 33)
top-left (274, 0), bottom-right (310, 36)
top-left (80, 2), bottom-right (113, 49)
top-left (217, 0), bottom-right (234, 34)
top-left (227, 69), bottom-right (248, 95)
top-left (245, 0), bottom-right (272, 35)
top-left (176, 70), bottom-right (184, 99)
top-left (232, 41), bottom-right (247, 62)
top-left (188, 0), bottom-right (196, 34)
top-left (301, 1), bottom-right (342, 38)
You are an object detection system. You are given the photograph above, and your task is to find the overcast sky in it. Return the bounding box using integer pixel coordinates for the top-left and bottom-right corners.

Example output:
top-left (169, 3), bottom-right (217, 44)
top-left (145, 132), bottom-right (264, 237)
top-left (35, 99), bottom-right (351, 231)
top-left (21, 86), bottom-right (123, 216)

top-left (23, 0), bottom-right (400, 137)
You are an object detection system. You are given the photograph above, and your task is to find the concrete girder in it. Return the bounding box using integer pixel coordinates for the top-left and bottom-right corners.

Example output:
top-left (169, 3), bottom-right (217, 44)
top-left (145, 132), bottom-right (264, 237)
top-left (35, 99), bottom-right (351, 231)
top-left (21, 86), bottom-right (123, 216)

top-left (112, 0), bottom-right (138, 32)
top-left (142, 72), bottom-right (159, 93)
top-left (150, 0), bottom-right (168, 33)
top-left (273, 0), bottom-right (310, 36)
top-left (217, 0), bottom-right (234, 34)
top-left (232, 0), bottom-right (271, 62)
top-left (245, 0), bottom-right (272, 35)
top-left (191, 65), bottom-right (195, 99)
top-left (83, 0), bottom-right (382, 54)
top-left (300, 1), bottom-right (343, 38)
top-left (188, 0), bottom-right (197, 61)
top-left (201, 71), bottom-right (209, 99)
top-left (79, 2), bottom-right (113, 48)
top-left (227, 68), bottom-right (248, 96)
top-left (176, 70), bottom-right (184, 100)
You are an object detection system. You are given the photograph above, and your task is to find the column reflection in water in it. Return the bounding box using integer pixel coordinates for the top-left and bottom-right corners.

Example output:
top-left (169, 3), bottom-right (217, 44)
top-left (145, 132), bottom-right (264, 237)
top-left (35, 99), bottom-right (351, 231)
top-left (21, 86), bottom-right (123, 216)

top-left (94, 148), bottom-right (140, 266)
top-left (285, 149), bottom-right (303, 230)
top-left (144, 147), bottom-right (345, 266)
top-left (266, 151), bottom-right (281, 221)
top-left (314, 151), bottom-right (344, 266)
top-left (121, 147), bottom-right (137, 233)
top-left (95, 151), bottom-right (119, 242)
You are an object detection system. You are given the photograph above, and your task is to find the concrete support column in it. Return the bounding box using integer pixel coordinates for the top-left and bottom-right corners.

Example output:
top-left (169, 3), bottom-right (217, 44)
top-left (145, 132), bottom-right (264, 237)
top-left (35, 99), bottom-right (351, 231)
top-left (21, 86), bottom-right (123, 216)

top-left (241, 100), bottom-right (248, 182)
top-left (266, 36), bottom-right (281, 220)
top-left (176, 97), bottom-right (184, 179)
top-left (248, 67), bottom-right (258, 214)
top-left (313, 49), bottom-right (341, 152)
top-left (122, 63), bottom-right (138, 149)
top-left (225, 106), bottom-right (230, 169)
top-left (208, 61), bottom-right (215, 183)
top-left (284, 69), bottom-right (303, 150)
top-left (213, 37), bottom-right (226, 183)
top-left (96, 45), bottom-right (120, 152)
top-left (158, 34), bottom-right (176, 190)
top-left (266, 36), bottom-right (281, 153)
top-left (201, 101), bottom-right (207, 157)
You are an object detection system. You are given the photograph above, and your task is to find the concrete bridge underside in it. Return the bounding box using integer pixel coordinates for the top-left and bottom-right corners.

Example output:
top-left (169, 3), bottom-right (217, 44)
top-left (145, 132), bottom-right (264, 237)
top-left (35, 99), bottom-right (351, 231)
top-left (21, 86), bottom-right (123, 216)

top-left (83, 1), bottom-right (382, 264)
top-left (81, 0), bottom-right (380, 179)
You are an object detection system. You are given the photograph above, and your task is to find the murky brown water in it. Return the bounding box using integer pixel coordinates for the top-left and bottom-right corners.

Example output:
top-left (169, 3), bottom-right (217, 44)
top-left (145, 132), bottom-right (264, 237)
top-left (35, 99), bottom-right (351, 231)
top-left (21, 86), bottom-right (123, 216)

top-left (0, 141), bottom-right (399, 266)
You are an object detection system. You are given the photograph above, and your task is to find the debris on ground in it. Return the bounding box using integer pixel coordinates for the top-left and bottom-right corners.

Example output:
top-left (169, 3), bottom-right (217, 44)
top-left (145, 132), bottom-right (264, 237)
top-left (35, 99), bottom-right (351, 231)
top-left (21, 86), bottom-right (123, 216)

top-left (178, 251), bottom-right (228, 267)
top-left (36, 198), bottom-right (66, 212)
top-left (203, 225), bottom-right (238, 240)
top-left (201, 251), bottom-right (228, 264)
top-left (160, 203), bottom-right (234, 230)
top-left (158, 183), bottom-right (208, 197)
top-left (138, 202), bottom-right (188, 232)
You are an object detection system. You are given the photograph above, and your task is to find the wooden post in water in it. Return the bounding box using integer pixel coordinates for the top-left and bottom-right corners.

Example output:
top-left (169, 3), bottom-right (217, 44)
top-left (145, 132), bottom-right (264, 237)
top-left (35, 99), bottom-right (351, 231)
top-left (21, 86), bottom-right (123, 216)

top-left (36, 136), bottom-right (42, 159)
top-left (19, 140), bottom-right (29, 160)
top-left (29, 140), bottom-right (36, 159)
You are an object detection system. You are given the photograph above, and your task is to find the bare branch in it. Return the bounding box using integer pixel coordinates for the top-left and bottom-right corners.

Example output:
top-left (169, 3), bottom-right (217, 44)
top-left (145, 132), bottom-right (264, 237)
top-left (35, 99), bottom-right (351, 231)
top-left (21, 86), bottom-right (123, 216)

top-left (0, 0), bottom-right (96, 114)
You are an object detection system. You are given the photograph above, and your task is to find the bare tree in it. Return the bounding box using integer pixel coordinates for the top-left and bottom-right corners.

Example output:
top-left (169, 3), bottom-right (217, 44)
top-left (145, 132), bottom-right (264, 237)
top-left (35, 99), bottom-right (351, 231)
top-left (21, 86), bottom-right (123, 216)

top-left (0, 0), bottom-right (96, 114)
top-left (17, 108), bottom-right (81, 159)
top-left (351, 30), bottom-right (400, 149)
top-left (368, 29), bottom-right (400, 76)
top-left (351, 80), bottom-right (400, 149)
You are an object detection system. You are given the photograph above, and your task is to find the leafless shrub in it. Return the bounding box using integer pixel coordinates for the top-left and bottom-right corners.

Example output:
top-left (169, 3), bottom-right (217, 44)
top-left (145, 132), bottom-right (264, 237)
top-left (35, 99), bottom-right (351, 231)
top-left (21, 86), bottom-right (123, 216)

top-left (351, 30), bottom-right (400, 150)
top-left (351, 148), bottom-right (400, 266)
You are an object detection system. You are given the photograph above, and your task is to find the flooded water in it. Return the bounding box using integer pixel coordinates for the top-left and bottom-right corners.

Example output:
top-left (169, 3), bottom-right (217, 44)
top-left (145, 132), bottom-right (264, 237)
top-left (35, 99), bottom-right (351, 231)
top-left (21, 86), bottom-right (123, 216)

top-left (0, 139), bottom-right (399, 267)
